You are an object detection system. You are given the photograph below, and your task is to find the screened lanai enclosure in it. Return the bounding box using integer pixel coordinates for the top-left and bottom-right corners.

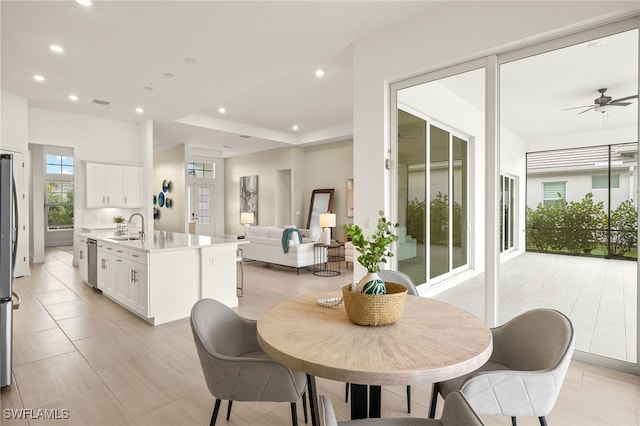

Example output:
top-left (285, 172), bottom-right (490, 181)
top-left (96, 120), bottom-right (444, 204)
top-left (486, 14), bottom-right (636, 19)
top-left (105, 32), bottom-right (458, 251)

top-left (392, 23), bottom-right (638, 368)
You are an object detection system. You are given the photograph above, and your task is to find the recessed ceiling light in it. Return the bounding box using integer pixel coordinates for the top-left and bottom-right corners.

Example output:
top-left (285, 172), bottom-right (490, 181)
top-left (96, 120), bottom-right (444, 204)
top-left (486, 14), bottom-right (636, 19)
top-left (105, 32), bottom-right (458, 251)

top-left (49, 44), bottom-right (64, 53)
top-left (184, 57), bottom-right (197, 64)
top-left (76, 0), bottom-right (92, 6)
top-left (587, 41), bottom-right (604, 49)
top-left (163, 73), bottom-right (174, 79)
top-left (33, 74), bottom-right (45, 82)
top-left (218, 107), bottom-right (226, 114)
top-left (315, 69), bottom-right (325, 78)
top-left (135, 107), bottom-right (144, 114)
top-left (68, 94), bottom-right (79, 101)
top-left (292, 125), bottom-right (299, 132)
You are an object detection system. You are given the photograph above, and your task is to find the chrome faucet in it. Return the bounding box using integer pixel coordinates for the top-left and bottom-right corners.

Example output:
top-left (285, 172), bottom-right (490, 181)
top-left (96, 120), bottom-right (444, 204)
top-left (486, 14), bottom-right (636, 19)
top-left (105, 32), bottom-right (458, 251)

top-left (128, 213), bottom-right (145, 240)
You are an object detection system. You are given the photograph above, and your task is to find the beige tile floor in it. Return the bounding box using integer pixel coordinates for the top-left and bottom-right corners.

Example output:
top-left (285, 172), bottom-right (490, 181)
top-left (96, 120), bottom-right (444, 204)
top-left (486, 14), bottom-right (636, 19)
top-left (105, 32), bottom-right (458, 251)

top-left (432, 252), bottom-right (637, 362)
top-left (0, 247), bottom-right (638, 425)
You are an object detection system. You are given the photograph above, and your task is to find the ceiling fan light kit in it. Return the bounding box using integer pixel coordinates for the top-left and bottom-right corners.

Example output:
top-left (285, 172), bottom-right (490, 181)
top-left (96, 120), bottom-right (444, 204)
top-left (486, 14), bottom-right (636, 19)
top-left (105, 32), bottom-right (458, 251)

top-left (563, 88), bottom-right (638, 115)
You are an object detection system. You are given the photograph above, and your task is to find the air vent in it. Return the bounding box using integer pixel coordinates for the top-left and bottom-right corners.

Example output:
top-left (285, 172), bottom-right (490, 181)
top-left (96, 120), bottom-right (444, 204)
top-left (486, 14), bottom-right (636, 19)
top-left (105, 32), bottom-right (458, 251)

top-left (92, 99), bottom-right (111, 106)
top-left (239, 135), bottom-right (251, 138)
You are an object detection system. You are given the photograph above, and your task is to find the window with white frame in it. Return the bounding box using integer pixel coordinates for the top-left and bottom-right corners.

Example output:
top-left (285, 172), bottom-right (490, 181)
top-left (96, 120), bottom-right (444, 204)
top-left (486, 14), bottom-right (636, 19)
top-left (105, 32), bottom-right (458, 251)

top-left (187, 161), bottom-right (215, 178)
top-left (542, 181), bottom-right (566, 206)
top-left (45, 154), bottom-right (74, 231)
top-left (592, 175), bottom-right (620, 189)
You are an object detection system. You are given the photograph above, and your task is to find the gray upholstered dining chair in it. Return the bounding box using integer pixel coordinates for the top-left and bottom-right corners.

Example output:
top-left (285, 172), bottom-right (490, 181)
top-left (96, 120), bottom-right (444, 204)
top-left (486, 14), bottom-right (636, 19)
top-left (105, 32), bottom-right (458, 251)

top-left (323, 391), bottom-right (485, 425)
top-left (345, 269), bottom-right (418, 413)
top-left (428, 308), bottom-right (575, 426)
top-left (191, 298), bottom-right (308, 426)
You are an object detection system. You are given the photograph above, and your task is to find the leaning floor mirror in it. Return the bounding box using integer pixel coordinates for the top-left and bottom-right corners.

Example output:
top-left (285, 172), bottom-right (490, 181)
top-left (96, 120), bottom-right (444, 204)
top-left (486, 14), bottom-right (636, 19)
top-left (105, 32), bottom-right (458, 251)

top-left (306, 189), bottom-right (334, 241)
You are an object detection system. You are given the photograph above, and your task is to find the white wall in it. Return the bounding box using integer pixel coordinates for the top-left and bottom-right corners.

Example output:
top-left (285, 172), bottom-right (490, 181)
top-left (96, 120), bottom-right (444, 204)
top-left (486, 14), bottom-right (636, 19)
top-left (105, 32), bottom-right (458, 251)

top-left (1, 90), bottom-right (32, 271)
top-left (352, 1), bottom-right (639, 278)
top-left (224, 141), bottom-right (354, 239)
top-left (224, 147), bottom-right (303, 235)
top-left (501, 127), bottom-right (527, 252)
top-left (28, 107), bottom-right (145, 262)
top-left (528, 169), bottom-right (633, 209)
top-left (1, 90), bottom-right (28, 153)
top-left (302, 140), bottom-right (353, 241)
top-left (153, 144), bottom-right (187, 233)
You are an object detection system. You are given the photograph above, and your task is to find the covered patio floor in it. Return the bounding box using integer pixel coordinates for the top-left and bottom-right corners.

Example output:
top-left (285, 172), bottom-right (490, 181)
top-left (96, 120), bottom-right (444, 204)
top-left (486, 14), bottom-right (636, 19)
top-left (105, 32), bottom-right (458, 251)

top-left (432, 251), bottom-right (637, 363)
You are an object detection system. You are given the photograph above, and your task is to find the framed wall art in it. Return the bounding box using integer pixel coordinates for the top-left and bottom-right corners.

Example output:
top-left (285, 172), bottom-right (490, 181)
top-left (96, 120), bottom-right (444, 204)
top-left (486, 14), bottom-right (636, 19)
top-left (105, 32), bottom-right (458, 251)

top-left (239, 175), bottom-right (258, 225)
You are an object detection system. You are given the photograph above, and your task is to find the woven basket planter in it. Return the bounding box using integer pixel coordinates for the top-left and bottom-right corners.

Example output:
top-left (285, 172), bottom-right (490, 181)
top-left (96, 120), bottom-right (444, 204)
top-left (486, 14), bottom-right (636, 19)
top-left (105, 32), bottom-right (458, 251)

top-left (342, 282), bottom-right (408, 326)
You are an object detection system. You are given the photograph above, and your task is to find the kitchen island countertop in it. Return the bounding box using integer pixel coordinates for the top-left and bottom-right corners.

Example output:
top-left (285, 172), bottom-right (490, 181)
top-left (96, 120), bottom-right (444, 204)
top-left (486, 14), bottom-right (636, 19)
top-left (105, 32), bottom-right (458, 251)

top-left (77, 229), bottom-right (246, 253)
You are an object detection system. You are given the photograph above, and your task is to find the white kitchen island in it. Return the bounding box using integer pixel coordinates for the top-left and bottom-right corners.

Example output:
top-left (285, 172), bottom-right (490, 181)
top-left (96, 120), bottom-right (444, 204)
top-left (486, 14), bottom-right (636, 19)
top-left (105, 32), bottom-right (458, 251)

top-left (77, 230), bottom-right (246, 325)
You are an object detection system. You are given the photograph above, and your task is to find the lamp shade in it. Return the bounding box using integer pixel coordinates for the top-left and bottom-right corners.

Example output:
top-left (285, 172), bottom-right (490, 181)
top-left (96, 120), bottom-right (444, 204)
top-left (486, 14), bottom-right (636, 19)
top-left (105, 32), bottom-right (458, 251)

top-left (240, 212), bottom-right (254, 225)
top-left (319, 213), bottom-right (336, 228)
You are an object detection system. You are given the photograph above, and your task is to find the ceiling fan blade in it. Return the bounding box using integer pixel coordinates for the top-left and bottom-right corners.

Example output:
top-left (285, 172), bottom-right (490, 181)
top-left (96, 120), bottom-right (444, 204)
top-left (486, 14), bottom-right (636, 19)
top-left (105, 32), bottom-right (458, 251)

top-left (608, 102), bottom-right (632, 106)
top-left (611, 94), bottom-right (638, 103)
top-left (561, 105), bottom-right (595, 111)
top-left (577, 106), bottom-right (597, 115)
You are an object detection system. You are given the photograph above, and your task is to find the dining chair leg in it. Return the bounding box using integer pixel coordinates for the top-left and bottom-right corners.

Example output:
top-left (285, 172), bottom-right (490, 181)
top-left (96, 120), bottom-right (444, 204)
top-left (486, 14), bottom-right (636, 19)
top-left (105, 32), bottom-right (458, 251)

top-left (406, 385), bottom-right (411, 413)
top-left (345, 382), bottom-right (349, 402)
top-left (210, 399), bottom-right (221, 426)
top-left (290, 402), bottom-right (298, 426)
top-left (511, 416), bottom-right (517, 426)
top-left (226, 400), bottom-right (233, 420)
top-left (306, 374), bottom-right (320, 426)
top-left (302, 392), bottom-right (308, 423)
top-left (538, 416), bottom-right (547, 426)
top-left (428, 383), bottom-right (439, 419)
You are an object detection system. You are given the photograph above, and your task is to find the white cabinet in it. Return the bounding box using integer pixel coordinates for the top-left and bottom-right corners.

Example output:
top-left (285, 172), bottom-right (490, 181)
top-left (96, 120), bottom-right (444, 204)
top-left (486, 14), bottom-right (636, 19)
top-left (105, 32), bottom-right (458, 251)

top-left (113, 246), bottom-right (128, 301)
top-left (78, 235), bottom-right (88, 283)
top-left (86, 163), bottom-right (123, 207)
top-left (86, 163), bottom-right (142, 208)
top-left (128, 258), bottom-right (148, 316)
top-left (97, 242), bottom-right (149, 317)
top-left (97, 243), bottom-right (117, 296)
top-left (123, 166), bottom-right (143, 208)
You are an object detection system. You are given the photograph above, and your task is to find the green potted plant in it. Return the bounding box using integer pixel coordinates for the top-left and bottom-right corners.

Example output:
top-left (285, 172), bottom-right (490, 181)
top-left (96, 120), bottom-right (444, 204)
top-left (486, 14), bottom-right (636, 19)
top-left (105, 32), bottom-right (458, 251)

top-left (345, 210), bottom-right (398, 294)
top-left (113, 215), bottom-right (127, 235)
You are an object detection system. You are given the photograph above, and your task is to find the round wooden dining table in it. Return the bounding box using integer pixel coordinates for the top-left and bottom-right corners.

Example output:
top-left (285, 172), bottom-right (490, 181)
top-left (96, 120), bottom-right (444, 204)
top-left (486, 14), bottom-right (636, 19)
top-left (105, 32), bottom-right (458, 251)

top-left (257, 291), bottom-right (493, 424)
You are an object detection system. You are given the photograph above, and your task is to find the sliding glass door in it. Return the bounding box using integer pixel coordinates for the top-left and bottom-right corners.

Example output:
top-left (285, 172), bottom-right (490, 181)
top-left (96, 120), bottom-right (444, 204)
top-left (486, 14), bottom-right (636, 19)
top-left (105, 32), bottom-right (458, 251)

top-left (396, 92), bottom-right (472, 286)
top-left (501, 174), bottom-right (516, 253)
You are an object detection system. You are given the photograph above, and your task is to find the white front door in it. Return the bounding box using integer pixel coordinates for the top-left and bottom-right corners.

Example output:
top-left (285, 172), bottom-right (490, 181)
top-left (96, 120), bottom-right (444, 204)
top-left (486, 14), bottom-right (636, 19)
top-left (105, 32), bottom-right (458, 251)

top-left (189, 184), bottom-right (215, 237)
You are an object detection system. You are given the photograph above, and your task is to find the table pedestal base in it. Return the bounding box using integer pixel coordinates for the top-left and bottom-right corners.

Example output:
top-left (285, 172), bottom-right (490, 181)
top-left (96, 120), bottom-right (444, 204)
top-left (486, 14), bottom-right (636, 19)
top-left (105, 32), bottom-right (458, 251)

top-left (351, 384), bottom-right (381, 419)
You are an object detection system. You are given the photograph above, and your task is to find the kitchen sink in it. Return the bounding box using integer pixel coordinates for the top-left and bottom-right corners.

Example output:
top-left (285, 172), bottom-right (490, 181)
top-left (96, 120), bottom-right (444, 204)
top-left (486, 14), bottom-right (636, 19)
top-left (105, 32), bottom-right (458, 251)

top-left (107, 235), bottom-right (142, 241)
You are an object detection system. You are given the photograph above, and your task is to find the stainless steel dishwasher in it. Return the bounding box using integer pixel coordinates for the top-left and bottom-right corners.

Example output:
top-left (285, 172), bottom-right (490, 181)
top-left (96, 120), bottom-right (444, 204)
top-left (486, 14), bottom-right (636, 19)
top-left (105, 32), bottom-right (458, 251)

top-left (87, 239), bottom-right (98, 288)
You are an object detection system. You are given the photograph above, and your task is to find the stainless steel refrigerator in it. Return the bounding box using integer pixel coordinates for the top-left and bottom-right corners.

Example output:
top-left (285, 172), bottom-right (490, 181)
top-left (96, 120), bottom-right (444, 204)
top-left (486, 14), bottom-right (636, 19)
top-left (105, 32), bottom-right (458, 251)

top-left (1, 153), bottom-right (19, 387)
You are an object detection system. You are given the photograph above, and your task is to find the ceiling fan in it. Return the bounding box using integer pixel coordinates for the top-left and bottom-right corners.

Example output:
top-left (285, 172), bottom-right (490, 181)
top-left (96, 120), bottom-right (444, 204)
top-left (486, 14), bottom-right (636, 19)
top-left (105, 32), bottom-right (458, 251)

top-left (562, 88), bottom-right (638, 114)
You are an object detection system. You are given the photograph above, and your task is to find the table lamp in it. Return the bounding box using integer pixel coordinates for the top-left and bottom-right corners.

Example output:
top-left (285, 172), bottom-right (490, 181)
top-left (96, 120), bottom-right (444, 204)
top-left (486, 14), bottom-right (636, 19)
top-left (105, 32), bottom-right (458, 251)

top-left (240, 211), bottom-right (254, 236)
top-left (319, 213), bottom-right (336, 245)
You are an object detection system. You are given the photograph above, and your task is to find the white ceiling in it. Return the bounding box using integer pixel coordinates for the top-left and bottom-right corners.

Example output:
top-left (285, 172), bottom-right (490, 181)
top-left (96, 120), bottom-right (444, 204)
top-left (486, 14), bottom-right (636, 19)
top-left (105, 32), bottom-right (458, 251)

top-left (438, 28), bottom-right (638, 142)
top-left (1, 1), bottom-right (441, 157)
top-left (2, 2), bottom-right (637, 158)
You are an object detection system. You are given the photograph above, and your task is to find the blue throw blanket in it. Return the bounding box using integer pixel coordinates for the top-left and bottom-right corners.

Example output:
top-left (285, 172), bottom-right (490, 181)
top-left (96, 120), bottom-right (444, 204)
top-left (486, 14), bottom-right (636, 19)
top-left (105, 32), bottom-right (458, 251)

top-left (282, 227), bottom-right (303, 253)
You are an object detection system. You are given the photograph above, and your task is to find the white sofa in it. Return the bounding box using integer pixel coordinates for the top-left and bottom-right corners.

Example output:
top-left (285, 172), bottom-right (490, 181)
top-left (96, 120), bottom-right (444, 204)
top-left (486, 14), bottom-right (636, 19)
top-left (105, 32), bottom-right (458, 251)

top-left (242, 226), bottom-right (323, 273)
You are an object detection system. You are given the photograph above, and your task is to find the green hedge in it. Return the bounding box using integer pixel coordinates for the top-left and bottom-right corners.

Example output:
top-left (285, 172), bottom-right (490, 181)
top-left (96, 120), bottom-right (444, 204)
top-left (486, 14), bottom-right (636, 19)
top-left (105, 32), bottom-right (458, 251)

top-left (526, 193), bottom-right (637, 259)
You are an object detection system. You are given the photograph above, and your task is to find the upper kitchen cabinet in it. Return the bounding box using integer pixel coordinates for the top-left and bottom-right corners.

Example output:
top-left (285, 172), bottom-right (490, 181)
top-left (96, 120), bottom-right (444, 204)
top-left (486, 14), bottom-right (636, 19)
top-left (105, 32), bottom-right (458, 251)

top-left (123, 166), bottom-right (143, 208)
top-left (86, 163), bottom-right (143, 208)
